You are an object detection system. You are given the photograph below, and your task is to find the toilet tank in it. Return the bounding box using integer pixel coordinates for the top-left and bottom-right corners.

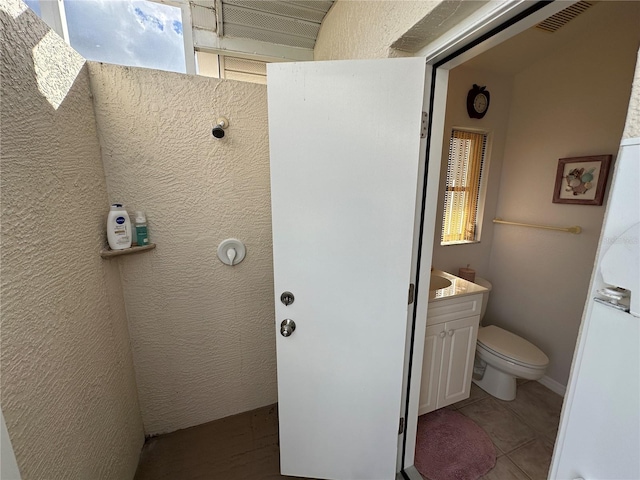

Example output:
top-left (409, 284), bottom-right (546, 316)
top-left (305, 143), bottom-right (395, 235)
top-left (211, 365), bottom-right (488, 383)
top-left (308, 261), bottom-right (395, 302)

top-left (474, 276), bottom-right (492, 322)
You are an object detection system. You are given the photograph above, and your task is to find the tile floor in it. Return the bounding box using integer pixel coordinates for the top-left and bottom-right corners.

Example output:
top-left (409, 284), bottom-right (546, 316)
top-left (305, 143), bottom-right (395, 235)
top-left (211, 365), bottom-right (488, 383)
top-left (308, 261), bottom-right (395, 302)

top-left (447, 380), bottom-right (563, 480)
top-left (134, 381), bottom-right (562, 480)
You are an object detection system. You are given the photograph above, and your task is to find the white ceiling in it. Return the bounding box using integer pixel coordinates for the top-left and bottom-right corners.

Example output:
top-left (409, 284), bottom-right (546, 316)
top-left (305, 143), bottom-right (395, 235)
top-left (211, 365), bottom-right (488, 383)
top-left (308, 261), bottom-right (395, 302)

top-left (460, 1), bottom-right (633, 76)
top-left (179, 0), bottom-right (637, 73)
top-left (189, 0), bottom-right (333, 60)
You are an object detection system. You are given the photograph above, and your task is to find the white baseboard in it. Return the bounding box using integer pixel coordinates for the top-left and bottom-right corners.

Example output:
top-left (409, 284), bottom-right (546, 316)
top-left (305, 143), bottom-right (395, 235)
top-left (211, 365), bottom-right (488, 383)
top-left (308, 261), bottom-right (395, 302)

top-left (537, 375), bottom-right (566, 397)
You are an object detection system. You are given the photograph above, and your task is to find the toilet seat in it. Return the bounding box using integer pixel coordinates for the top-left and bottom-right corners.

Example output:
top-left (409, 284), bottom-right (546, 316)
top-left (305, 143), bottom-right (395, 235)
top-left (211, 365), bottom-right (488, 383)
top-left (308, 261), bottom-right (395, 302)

top-left (477, 325), bottom-right (549, 369)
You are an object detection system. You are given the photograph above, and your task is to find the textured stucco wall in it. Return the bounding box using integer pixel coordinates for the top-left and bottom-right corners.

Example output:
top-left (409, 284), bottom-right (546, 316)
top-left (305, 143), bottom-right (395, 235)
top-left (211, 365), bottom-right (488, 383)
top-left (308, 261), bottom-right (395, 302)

top-left (88, 63), bottom-right (276, 435)
top-left (314, 1), bottom-right (441, 60)
top-left (0, 2), bottom-right (144, 479)
top-left (486, 1), bottom-right (640, 386)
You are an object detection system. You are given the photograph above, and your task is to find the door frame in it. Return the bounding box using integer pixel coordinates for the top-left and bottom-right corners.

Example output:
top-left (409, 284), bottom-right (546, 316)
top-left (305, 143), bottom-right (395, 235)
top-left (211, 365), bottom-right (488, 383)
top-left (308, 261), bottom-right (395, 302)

top-left (1, 407), bottom-right (22, 479)
top-left (398, 1), bottom-right (581, 474)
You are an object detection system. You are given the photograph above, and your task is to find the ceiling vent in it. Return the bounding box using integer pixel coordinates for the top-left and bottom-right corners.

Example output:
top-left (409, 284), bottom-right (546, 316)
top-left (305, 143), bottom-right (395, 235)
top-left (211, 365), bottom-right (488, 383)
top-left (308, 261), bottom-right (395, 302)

top-left (535, 1), bottom-right (593, 33)
top-left (220, 0), bottom-right (333, 49)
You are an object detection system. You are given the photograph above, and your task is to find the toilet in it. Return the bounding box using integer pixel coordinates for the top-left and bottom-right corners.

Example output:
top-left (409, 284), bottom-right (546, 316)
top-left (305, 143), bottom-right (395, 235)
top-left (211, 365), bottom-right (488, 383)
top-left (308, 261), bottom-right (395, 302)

top-left (472, 277), bottom-right (549, 401)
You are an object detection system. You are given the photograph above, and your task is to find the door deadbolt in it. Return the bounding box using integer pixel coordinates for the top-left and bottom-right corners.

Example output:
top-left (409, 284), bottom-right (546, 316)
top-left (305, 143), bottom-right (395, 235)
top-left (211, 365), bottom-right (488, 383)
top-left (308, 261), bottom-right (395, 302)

top-left (280, 319), bottom-right (296, 337)
top-left (280, 291), bottom-right (295, 306)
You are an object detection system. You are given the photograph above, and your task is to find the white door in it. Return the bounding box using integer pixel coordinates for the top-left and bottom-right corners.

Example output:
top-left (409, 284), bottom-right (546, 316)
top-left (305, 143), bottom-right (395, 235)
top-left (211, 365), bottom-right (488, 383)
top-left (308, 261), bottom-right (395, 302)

top-left (268, 57), bottom-right (429, 480)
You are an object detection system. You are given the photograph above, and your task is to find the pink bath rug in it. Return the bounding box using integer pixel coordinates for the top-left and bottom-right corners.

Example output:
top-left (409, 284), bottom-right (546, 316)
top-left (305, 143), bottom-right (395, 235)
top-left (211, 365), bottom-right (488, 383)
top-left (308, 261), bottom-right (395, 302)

top-left (415, 409), bottom-right (496, 480)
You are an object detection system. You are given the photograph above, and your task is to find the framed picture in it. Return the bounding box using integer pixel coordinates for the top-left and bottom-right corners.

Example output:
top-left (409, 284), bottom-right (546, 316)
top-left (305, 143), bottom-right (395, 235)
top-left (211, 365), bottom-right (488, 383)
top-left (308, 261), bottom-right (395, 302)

top-left (552, 155), bottom-right (612, 205)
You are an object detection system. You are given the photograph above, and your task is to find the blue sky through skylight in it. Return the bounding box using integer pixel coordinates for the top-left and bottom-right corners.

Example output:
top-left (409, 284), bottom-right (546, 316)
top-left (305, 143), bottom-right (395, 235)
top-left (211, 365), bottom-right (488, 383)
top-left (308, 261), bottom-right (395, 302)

top-left (23, 0), bottom-right (40, 15)
top-left (61, 0), bottom-right (186, 74)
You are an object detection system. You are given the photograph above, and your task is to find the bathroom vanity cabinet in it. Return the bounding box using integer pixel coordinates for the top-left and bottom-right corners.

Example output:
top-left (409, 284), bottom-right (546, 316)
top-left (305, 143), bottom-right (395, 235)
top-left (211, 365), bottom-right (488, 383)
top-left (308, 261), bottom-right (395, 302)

top-left (419, 293), bottom-right (482, 415)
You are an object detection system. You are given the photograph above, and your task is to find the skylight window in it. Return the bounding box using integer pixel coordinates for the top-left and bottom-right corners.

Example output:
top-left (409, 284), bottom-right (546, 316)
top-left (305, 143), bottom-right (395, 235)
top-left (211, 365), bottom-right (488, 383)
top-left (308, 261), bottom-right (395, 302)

top-left (63, 0), bottom-right (186, 74)
top-left (23, 0), bottom-right (319, 84)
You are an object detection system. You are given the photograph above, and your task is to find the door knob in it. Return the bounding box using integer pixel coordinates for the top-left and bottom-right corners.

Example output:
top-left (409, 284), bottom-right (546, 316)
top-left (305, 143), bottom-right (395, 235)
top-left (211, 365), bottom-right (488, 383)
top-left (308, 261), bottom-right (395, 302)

top-left (439, 331), bottom-right (446, 338)
top-left (448, 330), bottom-right (454, 336)
top-left (280, 319), bottom-right (296, 337)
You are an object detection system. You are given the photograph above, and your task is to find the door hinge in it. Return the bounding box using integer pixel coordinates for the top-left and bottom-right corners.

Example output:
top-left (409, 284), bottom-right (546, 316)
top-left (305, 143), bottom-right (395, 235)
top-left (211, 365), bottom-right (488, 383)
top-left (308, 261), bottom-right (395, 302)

top-left (408, 283), bottom-right (415, 305)
top-left (398, 417), bottom-right (405, 435)
top-left (420, 111), bottom-right (428, 138)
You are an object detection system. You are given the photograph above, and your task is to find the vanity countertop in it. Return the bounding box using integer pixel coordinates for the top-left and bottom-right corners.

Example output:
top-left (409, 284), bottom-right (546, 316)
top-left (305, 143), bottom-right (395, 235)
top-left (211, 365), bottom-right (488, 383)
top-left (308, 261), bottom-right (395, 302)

top-left (428, 269), bottom-right (487, 302)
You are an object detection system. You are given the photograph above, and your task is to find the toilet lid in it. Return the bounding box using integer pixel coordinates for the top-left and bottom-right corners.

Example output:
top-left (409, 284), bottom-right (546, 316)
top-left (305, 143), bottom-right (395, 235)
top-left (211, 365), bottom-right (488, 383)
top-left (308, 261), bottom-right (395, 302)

top-left (477, 326), bottom-right (549, 367)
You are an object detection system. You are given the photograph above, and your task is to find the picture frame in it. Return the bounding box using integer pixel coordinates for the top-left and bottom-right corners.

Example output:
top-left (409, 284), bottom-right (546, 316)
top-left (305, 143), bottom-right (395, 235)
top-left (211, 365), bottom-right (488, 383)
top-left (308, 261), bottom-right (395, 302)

top-left (552, 155), bottom-right (612, 206)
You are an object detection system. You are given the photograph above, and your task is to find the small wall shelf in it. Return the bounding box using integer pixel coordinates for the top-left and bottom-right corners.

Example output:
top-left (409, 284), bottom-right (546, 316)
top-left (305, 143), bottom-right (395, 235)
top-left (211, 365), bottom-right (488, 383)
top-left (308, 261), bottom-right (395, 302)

top-left (100, 243), bottom-right (156, 258)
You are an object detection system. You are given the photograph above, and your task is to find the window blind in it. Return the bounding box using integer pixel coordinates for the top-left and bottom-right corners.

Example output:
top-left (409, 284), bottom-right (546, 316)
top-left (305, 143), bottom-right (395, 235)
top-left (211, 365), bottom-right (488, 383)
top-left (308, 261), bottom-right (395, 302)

top-left (442, 130), bottom-right (487, 243)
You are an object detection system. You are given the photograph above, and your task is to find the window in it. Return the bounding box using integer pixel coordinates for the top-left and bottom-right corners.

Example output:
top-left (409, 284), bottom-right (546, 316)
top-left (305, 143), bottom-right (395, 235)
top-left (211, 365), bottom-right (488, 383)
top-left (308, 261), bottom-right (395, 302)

top-left (441, 129), bottom-right (488, 245)
top-left (64, 0), bottom-right (186, 74)
top-left (22, 0), bottom-right (270, 84)
top-left (23, 0), bottom-right (187, 74)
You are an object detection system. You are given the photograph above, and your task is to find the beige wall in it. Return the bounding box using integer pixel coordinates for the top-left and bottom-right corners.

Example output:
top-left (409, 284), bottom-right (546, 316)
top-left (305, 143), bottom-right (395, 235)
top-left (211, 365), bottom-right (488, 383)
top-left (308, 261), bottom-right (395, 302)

top-left (314, 1), bottom-right (440, 60)
top-left (486, 2), bottom-right (640, 386)
top-left (0, 3), bottom-right (144, 478)
top-left (431, 66), bottom-right (513, 276)
top-left (88, 63), bottom-right (276, 435)
top-left (313, 0), bottom-right (640, 392)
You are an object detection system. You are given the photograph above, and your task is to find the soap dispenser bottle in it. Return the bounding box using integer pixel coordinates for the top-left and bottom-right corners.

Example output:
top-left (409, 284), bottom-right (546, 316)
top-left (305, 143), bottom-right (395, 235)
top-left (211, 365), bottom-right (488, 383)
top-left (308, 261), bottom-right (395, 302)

top-left (107, 204), bottom-right (132, 250)
top-left (135, 211), bottom-right (149, 246)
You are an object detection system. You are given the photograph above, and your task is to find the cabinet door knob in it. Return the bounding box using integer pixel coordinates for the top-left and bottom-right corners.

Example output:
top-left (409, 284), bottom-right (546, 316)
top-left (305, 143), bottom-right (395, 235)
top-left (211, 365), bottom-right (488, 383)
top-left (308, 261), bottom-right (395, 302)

top-left (439, 331), bottom-right (446, 338)
top-left (448, 330), bottom-right (454, 336)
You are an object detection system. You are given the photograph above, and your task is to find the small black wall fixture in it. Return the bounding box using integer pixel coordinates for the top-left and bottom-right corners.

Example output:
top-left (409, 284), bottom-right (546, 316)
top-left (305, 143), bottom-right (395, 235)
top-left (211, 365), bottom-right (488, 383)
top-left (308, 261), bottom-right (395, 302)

top-left (212, 117), bottom-right (229, 138)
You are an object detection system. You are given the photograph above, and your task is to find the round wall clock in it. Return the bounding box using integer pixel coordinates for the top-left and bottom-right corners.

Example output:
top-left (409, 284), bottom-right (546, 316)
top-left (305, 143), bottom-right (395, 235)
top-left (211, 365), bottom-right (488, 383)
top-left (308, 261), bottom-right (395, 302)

top-left (467, 84), bottom-right (490, 119)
